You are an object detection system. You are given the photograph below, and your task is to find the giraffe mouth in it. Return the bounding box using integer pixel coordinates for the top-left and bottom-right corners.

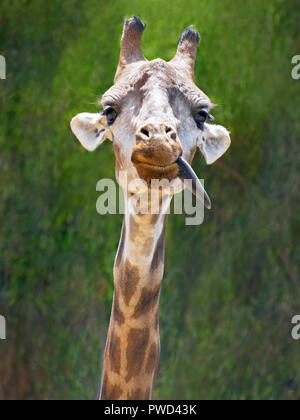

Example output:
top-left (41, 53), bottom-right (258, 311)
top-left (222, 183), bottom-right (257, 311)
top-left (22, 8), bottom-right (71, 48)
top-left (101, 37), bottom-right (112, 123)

top-left (135, 161), bottom-right (179, 173)
top-left (134, 158), bottom-right (211, 210)
top-left (133, 160), bottom-right (180, 182)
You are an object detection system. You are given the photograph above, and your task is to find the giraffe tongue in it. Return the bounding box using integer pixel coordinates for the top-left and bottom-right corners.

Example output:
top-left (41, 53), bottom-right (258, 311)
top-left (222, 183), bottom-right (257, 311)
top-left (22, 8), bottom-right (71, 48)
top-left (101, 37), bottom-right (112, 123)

top-left (176, 156), bottom-right (212, 210)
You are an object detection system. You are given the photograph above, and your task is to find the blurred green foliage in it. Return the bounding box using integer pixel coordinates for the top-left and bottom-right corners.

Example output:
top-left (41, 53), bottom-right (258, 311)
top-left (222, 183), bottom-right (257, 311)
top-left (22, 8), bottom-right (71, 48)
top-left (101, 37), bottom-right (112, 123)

top-left (0, 0), bottom-right (299, 400)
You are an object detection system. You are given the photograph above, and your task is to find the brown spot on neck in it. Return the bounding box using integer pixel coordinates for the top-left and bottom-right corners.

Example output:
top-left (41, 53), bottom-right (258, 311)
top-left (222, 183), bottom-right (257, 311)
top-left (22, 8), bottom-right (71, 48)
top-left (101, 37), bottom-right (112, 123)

top-left (133, 284), bottom-right (161, 319)
top-left (112, 291), bottom-right (125, 326)
top-left (109, 332), bottom-right (121, 375)
top-left (118, 260), bottom-right (140, 306)
top-left (126, 327), bottom-right (150, 382)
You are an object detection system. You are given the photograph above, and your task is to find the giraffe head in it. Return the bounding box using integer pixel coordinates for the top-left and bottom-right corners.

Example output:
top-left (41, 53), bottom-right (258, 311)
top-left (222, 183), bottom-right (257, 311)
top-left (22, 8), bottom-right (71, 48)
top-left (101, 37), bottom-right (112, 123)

top-left (71, 17), bottom-right (230, 208)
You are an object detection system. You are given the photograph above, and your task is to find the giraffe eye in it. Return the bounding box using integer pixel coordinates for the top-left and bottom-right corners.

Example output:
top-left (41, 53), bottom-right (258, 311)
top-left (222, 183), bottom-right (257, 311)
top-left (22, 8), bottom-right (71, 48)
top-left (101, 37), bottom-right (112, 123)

top-left (195, 110), bottom-right (214, 130)
top-left (102, 107), bottom-right (118, 126)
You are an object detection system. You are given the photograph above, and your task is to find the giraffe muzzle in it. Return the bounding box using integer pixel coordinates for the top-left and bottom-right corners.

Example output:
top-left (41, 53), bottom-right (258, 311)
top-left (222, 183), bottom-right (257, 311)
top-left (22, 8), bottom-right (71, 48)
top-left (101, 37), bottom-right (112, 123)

top-left (132, 123), bottom-right (183, 168)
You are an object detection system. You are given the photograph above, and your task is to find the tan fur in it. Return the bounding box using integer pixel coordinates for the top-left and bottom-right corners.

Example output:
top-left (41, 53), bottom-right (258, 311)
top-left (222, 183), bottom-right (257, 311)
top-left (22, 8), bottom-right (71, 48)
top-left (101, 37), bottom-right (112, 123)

top-left (100, 207), bottom-right (168, 400)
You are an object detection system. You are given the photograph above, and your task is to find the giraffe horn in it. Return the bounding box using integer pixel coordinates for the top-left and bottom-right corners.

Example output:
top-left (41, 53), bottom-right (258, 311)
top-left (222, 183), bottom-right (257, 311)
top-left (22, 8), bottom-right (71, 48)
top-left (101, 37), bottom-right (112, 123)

top-left (176, 156), bottom-right (212, 210)
top-left (170, 26), bottom-right (200, 79)
top-left (115, 16), bottom-right (147, 80)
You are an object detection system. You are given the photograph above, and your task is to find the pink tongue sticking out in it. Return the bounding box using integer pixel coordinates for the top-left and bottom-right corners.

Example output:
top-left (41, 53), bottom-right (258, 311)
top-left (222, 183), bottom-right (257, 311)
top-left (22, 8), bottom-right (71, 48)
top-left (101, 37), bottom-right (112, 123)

top-left (176, 156), bottom-right (212, 210)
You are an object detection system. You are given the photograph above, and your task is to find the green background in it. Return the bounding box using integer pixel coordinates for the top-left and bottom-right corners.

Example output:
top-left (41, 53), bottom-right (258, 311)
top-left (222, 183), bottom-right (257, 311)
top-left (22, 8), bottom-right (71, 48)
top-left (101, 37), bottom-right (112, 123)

top-left (0, 0), bottom-right (299, 400)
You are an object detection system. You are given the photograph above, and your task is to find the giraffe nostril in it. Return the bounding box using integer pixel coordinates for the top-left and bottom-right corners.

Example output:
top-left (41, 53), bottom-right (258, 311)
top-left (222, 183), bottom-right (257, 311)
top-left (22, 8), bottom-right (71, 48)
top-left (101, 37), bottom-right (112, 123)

top-left (141, 128), bottom-right (150, 137)
top-left (138, 124), bottom-right (177, 140)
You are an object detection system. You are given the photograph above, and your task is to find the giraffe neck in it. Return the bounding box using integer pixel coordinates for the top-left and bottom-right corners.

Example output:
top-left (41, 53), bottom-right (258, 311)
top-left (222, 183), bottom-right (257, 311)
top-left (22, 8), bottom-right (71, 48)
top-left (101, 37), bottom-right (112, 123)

top-left (100, 194), bottom-right (171, 400)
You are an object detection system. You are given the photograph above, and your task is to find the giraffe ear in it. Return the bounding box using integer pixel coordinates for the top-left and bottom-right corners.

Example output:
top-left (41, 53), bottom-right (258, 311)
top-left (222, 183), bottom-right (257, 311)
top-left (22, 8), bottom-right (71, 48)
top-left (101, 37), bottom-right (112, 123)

top-left (198, 124), bottom-right (231, 164)
top-left (70, 113), bottom-right (108, 152)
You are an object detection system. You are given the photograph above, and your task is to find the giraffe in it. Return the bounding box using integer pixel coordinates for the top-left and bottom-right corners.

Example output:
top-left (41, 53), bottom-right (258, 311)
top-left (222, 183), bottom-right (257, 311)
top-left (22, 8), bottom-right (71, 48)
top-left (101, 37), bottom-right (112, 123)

top-left (70, 17), bottom-right (231, 400)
